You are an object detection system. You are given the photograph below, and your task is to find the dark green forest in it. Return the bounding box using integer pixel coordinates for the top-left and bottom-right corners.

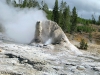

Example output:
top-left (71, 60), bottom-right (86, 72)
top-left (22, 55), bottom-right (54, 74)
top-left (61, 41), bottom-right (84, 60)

top-left (6, 0), bottom-right (100, 34)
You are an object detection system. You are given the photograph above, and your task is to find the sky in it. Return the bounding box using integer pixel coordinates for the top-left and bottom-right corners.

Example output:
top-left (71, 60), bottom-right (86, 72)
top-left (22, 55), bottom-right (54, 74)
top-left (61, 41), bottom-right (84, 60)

top-left (15, 0), bottom-right (100, 20)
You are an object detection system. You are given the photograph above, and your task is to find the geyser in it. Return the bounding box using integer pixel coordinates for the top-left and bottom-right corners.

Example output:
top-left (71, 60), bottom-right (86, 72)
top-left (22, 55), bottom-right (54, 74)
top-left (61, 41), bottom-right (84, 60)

top-left (0, 0), bottom-right (82, 55)
top-left (0, 0), bottom-right (47, 44)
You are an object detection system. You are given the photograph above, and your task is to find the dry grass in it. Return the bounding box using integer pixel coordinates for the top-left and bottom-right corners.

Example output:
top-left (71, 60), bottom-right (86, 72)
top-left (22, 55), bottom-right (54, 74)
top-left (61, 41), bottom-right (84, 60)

top-left (92, 32), bottom-right (100, 44)
top-left (87, 43), bottom-right (100, 55)
top-left (66, 33), bottom-right (89, 42)
top-left (91, 24), bottom-right (100, 31)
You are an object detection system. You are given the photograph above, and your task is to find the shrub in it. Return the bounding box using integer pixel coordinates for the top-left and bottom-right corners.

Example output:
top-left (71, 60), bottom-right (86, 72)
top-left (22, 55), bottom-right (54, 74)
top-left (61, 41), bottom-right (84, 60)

top-left (80, 39), bottom-right (88, 50)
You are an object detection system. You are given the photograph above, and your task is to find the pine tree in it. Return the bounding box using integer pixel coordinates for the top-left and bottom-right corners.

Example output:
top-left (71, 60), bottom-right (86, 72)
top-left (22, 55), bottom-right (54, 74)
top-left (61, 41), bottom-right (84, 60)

top-left (22, 0), bottom-right (27, 7)
top-left (60, 0), bottom-right (66, 13)
top-left (92, 14), bottom-right (96, 24)
top-left (59, 0), bottom-right (67, 28)
top-left (43, 3), bottom-right (48, 11)
top-left (32, 0), bottom-right (40, 8)
top-left (41, 0), bottom-right (48, 11)
top-left (53, 0), bottom-right (59, 24)
top-left (22, 0), bottom-right (40, 8)
top-left (71, 7), bottom-right (77, 34)
top-left (28, 0), bottom-right (33, 8)
top-left (63, 6), bottom-right (71, 33)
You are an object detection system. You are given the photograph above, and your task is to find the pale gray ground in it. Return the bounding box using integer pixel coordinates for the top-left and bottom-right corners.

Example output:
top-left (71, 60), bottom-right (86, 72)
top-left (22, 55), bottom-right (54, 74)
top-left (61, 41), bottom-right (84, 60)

top-left (0, 33), bottom-right (100, 75)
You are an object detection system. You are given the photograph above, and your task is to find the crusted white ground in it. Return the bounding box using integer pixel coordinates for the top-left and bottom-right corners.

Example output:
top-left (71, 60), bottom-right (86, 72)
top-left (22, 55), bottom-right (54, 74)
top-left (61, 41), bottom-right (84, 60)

top-left (0, 33), bottom-right (100, 75)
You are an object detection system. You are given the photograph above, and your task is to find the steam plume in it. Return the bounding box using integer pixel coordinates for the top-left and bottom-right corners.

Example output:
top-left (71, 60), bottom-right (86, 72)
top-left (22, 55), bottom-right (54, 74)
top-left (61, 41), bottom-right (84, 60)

top-left (0, 0), bottom-right (47, 44)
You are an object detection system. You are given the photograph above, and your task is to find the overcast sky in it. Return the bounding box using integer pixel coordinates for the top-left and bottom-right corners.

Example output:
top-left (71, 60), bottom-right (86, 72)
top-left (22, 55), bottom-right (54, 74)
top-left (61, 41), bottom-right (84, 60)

top-left (37, 0), bottom-right (100, 20)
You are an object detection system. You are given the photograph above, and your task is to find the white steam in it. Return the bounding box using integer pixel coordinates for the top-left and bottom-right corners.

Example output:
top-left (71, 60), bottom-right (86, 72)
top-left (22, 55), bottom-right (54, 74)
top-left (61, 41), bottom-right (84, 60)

top-left (0, 0), bottom-right (47, 44)
top-left (45, 38), bottom-right (52, 45)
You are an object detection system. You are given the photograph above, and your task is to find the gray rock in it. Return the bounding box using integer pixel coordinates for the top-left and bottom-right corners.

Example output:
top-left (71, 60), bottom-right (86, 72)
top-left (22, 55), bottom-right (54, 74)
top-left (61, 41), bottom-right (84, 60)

top-left (77, 66), bottom-right (85, 70)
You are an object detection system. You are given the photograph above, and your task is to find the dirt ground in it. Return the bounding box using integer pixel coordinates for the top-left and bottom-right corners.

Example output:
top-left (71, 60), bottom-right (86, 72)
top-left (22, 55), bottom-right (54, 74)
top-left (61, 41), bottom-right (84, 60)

top-left (66, 31), bottom-right (100, 56)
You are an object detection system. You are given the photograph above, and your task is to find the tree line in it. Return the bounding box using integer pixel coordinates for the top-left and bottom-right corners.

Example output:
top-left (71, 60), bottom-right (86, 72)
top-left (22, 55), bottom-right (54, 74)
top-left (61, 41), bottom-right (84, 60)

top-left (6, 0), bottom-right (100, 34)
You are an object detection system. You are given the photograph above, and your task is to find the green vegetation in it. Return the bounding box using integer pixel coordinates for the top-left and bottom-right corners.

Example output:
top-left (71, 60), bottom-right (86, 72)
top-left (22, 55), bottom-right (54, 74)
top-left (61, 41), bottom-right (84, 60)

top-left (59, 0), bottom-right (70, 32)
top-left (52, 0), bottom-right (59, 24)
top-left (80, 39), bottom-right (88, 50)
top-left (6, 0), bottom-right (100, 34)
top-left (71, 7), bottom-right (77, 34)
top-left (77, 25), bottom-right (94, 33)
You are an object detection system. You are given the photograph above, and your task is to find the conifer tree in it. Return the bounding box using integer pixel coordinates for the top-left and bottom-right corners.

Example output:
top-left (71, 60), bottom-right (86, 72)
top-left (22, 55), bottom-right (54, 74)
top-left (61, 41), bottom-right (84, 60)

top-left (71, 7), bottom-right (77, 34)
top-left (32, 0), bottom-right (40, 8)
top-left (52, 0), bottom-right (59, 24)
top-left (59, 0), bottom-right (67, 28)
top-left (60, 0), bottom-right (66, 12)
top-left (92, 14), bottom-right (96, 24)
top-left (63, 6), bottom-right (71, 33)
top-left (22, 0), bottom-right (27, 7)
top-left (41, 0), bottom-right (48, 11)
